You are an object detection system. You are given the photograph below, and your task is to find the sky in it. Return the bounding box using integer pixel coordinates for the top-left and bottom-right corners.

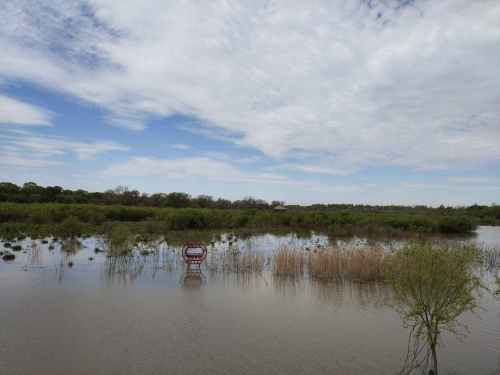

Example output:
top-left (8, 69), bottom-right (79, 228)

top-left (0, 0), bottom-right (499, 206)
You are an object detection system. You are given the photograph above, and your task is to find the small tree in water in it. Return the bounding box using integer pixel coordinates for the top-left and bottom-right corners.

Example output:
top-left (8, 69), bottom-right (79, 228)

top-left (386, 243), bottom-right (482, 375)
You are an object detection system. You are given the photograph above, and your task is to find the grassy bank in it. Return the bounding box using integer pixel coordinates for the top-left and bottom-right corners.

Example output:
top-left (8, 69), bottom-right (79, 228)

top-left (0, 202), bottom-right (477, 238)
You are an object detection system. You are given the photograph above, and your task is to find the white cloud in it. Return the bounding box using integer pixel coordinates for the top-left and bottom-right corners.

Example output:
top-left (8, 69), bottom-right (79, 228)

top-left (0, 128), bottom-right (129, 167)
top-left (0, 95), bottom-right (52, 126)
top-left (401, 181), bottom-right (500, 192)
top-left (448, 176), bottom-right (500, 185)
top-left (105, 156), bottom-right (282, 183)
top-left (1, 0), bottom-right (500, 172)
top-left (171, 143), bottom-right (191, 150)
top-left (272, 163), bottom-right (350, 176)
top-left (103, 155), bottom-right (362, 195)
top-left (0, 145), bottom-right (61, 167)
top-left (200, 151), bottom-right (262, 164)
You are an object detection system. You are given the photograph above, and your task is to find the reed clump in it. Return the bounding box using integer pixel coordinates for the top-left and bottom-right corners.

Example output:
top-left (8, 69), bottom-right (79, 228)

top-left (220, 248), bottom-right (264, 274)
top-left (348, 247), bottom-right (385, 282)
top-left (273, 247), bottom-right (305, 277)
top-left (309, 246), bottom-right (385, 282)
top-left (238, 251), bottom-right (264, 273)
top-left (308, 248), bottom-right (345, 280)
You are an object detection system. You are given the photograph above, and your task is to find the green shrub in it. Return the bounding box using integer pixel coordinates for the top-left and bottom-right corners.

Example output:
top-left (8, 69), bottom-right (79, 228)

top-left (438, 216), bottom-right (476, 234)
top-left (0, 203), bottom-right (479, 236)
top-left (386, 242), bottom-right (482, 374)
top-left (57, 216), bottom-right (83, 238)
top-left (106, 224), bottom-right (133, 256)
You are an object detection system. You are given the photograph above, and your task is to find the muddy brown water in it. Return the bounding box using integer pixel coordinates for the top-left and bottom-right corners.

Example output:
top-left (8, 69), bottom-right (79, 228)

top-left (0, 227), bottom-right (499, 375)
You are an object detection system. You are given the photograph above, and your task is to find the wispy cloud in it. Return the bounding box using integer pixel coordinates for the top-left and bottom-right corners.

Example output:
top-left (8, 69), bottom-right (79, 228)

top-left (0, 94), bottom-right (52, 126)
top-left (448, 176), bottom-right (499, 184)
top-left (104, 156), bottom-right (284, 184)
top-left (171, 143), bottom-right (191, 150)
top-left (0, 128), bottom-right (129, 167)
top-left (200, 151), bottom-right (263, 164)
top-left (0, 145), bottom-right (61, 167)
top-left (401, 181), bottom-right (500, 192)
top-left (271, 163), bottom-right (351, 176)
top-left (1, 0), bottom-right (499, 173)
top-left (102, 155), bottom-right (363, 196)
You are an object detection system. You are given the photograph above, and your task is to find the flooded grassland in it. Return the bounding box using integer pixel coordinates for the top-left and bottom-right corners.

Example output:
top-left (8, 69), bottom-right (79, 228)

top-left (0, 227), bottom-right (499, 375)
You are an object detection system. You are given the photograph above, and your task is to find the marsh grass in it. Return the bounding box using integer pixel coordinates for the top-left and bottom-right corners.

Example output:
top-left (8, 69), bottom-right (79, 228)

top-left (106, 225), bottom-right (133, 256)
top-left (476, 245), bottom-right (500, 271)
top-left (236, 251), bottom-right (265, 273)
top-left (61, 238), bottom-right (81, 253)
top-left (104, 255), bottom-right (144, 282)
top-left (348, 247), bottom-right (386, 282)
top-left (0, 201), bottom-right (481, 238)
top-left (29, 240), bottom-right (42, 266)
top-left (308, 246), bottom-right (386, 282)
top-left (308, 248), bottom-right (344, 280)
top-left (215, 246), bottom-right (265, 274)
top-left (57, 216), bottom-right (83, 239)
top-left (273, 247), bottom-right (305, 277)
top-left (495, 274), bottom-right (500, 296)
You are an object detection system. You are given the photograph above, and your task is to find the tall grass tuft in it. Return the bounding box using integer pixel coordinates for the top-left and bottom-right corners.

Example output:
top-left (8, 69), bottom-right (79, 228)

top-left (308, 248), bottom-right (344, 280)
top-left (238, 251), bottom-right (264, 274)
top-left (106, 224), bottom-right (133, 256)
top-left (349, 247), bottom-right (385, 282)
top-left (219, 248), bottom-right (264, 274)
top-left (273, 247), bottom-right (305, 277)
top-left (309, 246), bottom-right (385, 282)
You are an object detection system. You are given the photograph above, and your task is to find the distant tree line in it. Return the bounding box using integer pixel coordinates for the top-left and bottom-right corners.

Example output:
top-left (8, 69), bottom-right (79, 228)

top-left (0, 182), bottom-right (282, 209)
top-left (0, 181), bottom-right (498, 225)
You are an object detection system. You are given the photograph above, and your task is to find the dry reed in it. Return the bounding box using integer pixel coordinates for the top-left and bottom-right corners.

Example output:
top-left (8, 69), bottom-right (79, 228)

top-left (221, 249), bottom-right (264, 274)
top-left (309, 246), bottom-right (385, 282)
top-left (273, 247), bottom-right (305, 277)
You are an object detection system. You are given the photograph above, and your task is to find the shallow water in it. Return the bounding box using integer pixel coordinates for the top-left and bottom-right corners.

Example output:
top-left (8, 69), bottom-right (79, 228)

top-left (0, 227), bottom-right (499, 375)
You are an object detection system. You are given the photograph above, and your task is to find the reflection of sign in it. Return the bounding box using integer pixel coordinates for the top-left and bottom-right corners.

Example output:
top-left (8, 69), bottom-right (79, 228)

top-left (182, 242), bottom-right (207, 270)
top-left (183, 272), bottom-right (203, 289)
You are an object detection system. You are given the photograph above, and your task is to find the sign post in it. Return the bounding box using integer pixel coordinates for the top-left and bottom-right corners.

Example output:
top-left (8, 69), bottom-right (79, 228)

top-left (182, 242), bottom-right (207, 272)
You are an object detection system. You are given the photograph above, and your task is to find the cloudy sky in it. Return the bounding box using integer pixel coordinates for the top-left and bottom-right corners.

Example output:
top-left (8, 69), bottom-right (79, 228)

top-left (1, 0), bottom-right (499, 205)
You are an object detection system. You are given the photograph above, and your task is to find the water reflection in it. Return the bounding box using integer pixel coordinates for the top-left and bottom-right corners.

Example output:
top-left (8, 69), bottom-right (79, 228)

top-left (1, 229), bottom-right (499, 375)
top-left (28, 240), bottom-right (43, 268)
top-left (104, 256), bottom-right (145, 283)
top-left (489, 359), bottom-right (500, 375)
top-left (272, 275), bottom-right (306, 297)
top-left (182, 271), bottom-right (204, 289)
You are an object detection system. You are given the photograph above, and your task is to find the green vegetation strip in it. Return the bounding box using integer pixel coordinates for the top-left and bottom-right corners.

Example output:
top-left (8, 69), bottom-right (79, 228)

top-left (0, 202), bottom-right (478, 238)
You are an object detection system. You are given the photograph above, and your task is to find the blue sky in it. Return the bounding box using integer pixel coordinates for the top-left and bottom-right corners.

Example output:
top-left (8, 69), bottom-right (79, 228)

top-left (1, 0), bottom-right (499, 205)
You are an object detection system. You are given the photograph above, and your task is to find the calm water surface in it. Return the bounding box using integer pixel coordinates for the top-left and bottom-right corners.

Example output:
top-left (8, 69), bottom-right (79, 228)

top-left (0, 227), bottom-right (499, 375)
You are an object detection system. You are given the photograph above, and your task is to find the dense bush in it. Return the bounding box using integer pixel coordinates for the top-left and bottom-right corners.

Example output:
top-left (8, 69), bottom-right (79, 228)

top-left (0, 202), bottom-right (479, 235)
top-left (438, 216), bottom-right (477, 234)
